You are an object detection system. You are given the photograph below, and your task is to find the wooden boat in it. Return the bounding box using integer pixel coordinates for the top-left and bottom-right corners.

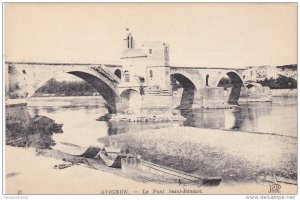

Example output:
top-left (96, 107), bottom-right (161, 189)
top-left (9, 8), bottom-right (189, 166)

top-left (75, 146), bottom-right (102, 158)
top-left (97, 147), bottom-right (128, 168)
top-left (55, 143), bottom-right (103, 159)
top-left (121, 157), bottom-right (222, 186)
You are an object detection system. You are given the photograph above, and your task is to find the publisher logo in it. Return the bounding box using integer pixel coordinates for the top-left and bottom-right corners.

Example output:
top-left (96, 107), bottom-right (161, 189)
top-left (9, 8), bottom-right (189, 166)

top-left (268, 183), bottom-right (281, 193)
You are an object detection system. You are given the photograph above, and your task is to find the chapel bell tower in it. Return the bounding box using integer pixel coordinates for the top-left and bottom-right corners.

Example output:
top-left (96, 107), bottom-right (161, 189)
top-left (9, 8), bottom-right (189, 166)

top-left (124, 31), bottom-right (135, 49)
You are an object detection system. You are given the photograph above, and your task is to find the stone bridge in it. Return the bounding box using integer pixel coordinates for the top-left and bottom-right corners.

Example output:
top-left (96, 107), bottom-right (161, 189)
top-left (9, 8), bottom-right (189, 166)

top-left (5, 62), bottom-right (122, 113)
top-left (5, 61), bottom-right (250, 114)
top-left (170, 66), bottom-right (245, 109)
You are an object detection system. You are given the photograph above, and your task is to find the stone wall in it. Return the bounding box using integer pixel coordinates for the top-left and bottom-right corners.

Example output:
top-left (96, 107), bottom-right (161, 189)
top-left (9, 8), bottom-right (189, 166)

top-left (141, 95), bottom-right (173, 114)
top-left (239, 86), bottom-right (272, 102)
top-left (201, 87), bottom-right (225, 108)
top-left (116, 94), bottom-right (173, 115)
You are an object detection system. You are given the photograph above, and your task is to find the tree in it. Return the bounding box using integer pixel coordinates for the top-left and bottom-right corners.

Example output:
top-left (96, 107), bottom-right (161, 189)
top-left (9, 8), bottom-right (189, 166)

top-left (35, 79), bottom-right (98, 96)
top-left (257, 75), bottom-right (297, 89)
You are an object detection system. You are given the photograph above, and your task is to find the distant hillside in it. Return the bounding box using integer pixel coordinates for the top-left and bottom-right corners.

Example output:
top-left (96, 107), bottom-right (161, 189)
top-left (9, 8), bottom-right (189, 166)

top-left (276, 64), bottom-right (297, 71)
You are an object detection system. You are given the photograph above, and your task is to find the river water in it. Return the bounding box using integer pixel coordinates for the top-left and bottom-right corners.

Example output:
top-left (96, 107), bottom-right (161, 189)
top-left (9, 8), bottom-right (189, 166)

top-left (25, 96), bottom-right (297, 147)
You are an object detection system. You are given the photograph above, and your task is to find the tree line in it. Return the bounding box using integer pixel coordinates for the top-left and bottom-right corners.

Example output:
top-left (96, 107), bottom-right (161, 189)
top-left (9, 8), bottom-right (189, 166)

top-left (257, 75), bottom-right (297, 89)
top-left (36, 74), bottom-right (297, 97)
top-left (34, 78), bottom-right (98, 96)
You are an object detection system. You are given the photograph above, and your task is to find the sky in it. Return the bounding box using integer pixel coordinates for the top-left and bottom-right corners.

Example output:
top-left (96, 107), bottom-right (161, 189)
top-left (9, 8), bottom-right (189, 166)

top-left (5, 3), bottom-right (297, 71)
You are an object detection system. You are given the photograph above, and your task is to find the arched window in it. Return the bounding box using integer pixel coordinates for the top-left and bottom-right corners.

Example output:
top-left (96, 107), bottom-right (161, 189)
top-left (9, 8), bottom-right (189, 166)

top-left (206, 74), bottom-right (209, 86)
top-left (114, 69), bottom-right (121, 79)
top-left (149, 49), bottom-right (152, 54)
top-left (124, 70), bottom-right (130, 82)
top-left (139, 76), bottom-right (145, 83)
top-left (149, 70), bottom-right (153, 78)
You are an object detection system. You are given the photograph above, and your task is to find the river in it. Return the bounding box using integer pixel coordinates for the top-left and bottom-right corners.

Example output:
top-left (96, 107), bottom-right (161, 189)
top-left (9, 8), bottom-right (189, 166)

top-left (23, 95), bottom-right (297, 148)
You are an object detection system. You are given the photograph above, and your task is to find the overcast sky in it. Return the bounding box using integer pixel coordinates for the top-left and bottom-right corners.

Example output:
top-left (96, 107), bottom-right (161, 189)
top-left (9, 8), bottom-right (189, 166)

top-left (5, 3), bottom-right (297, 70)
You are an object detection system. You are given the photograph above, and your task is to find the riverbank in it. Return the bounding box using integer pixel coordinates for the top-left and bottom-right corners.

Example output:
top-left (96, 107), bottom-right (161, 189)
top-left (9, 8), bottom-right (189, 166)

top-left (5, 144), bottom-right (297, 194)
top-left (99, 127), bottom-right (297, 184)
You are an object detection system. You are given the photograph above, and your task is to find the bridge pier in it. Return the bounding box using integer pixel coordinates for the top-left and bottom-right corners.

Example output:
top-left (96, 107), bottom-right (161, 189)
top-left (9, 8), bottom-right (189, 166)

top-left (189, 89), bottom-right (203, 109)
top-left (172, 87), bottom-right (229, 110)
top-left (116, 94), bottom-right (173, 115)
top-left (200, 87), bottom-right (227, 109)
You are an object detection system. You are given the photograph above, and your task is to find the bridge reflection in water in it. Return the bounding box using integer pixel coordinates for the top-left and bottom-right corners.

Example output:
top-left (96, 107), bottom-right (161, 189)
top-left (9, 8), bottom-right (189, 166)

top-left (105, 99), bottom-right (297, 137)
top-left (107, 121), bottom-right (183, 136)
top-left (180, 103), bottom-right (272, 131)
top-left (5, 96), bottom-right (297, 149)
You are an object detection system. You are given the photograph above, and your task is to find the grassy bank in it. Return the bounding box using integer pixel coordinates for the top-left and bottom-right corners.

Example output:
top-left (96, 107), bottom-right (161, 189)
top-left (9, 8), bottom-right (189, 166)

top-left (99, 127), bottom-right (297, 183)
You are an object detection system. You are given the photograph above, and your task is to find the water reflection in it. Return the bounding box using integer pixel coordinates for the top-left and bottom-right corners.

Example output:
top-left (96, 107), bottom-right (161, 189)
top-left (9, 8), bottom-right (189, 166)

top-left (7, 96), bottom-right (295, 149)
top-left (107, 121), bottom-right (182, 136)
top-left (274, 95), bottom-right (297, 103)
top-left (181, 97), bottom-right (296, 136)
top-left (181, 103), bottom-right (273, 130)
top-left (107, 96), bottom-right (296, 137)
top-left (182, 103), bottom-right (273, 130)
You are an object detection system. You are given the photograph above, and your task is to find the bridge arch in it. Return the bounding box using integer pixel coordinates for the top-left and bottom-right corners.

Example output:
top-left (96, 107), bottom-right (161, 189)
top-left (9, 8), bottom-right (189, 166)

top-left (118, 89), bottom-right (142, 114)
top-left (27, 68), bottom-right (119, 113)
top-left (212, 70), bottom-right (244, 104)
top-left (170, 73), bottom-right (199, 109)
top-left (114, 69), bottom-right (122, 79)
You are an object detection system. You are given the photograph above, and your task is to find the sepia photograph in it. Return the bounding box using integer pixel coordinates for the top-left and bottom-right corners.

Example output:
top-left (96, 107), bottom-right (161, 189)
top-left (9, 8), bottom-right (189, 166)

top-left (3, 2), bottom-right (298, 197)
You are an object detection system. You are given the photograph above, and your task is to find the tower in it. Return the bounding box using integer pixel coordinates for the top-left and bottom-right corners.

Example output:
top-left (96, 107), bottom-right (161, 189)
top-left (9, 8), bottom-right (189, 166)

top-left (124, 31), bottom-right (135, 49)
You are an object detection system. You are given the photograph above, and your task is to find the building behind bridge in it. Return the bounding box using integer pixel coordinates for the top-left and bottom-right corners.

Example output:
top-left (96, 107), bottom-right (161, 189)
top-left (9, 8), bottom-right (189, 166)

top-left (119, 31), bottom-right (171, 94)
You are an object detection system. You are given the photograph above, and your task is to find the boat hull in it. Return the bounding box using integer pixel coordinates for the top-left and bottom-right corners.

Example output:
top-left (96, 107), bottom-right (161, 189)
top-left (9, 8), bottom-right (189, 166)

top-left (121, 157), bottom-right (222, 186)
top-left (98, 151), bottom-right (127, 168)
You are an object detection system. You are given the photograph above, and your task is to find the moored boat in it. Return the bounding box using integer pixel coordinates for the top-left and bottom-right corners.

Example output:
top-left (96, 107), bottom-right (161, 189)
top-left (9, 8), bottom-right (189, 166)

top-left (76, 146), bottom-right (102, 158)
top-left (121, 156), bottom-right (222, 186)
top-left (97, 147), bottom-right (128, 168)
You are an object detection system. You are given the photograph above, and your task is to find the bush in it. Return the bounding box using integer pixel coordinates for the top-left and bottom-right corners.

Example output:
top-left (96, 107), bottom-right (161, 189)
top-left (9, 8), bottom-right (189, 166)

top-left (257, 75), bottom-right (297, 89)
